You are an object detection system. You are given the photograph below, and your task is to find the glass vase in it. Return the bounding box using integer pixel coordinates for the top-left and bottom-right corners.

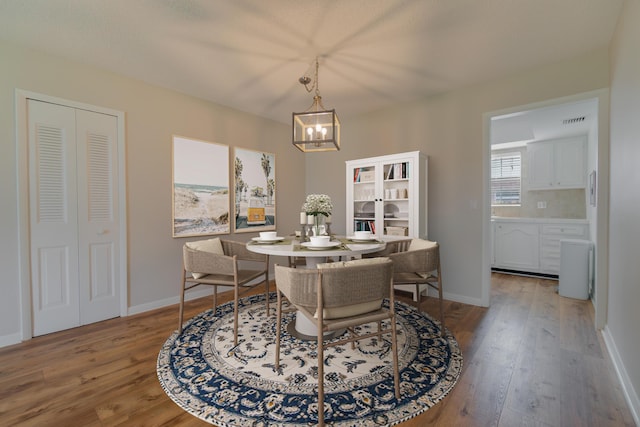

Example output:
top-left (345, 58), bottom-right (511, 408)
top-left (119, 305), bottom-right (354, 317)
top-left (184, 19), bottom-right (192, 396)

top-left (313, 215), bottom-right (326, 236)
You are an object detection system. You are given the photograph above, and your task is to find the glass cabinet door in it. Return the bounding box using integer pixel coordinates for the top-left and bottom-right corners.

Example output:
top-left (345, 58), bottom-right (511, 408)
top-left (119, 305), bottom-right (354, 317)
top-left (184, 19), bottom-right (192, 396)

top-left (350, 163), bottom-right (380, 233)
top-left (382, 160), bottom-right (411, 237)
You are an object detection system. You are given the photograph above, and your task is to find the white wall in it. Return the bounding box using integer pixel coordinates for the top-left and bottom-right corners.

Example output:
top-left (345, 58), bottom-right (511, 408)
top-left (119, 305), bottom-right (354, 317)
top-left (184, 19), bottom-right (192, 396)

top-left (0, 40), bottom-right (302, 345)
top-left (1, 22), bottom-right (636, 420)
top-left (607, 0), bottom-right (640, 421)
top-left (308, 48), bottom-right (610, 306)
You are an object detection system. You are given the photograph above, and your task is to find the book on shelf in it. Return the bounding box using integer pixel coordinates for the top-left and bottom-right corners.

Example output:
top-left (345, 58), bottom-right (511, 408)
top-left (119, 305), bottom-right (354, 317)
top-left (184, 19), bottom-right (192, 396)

top-left (354, 168), bottom-right (360, 182)
top-left (385, 162), bottom-right (410, 180)
top-left (354, 220), bottom-right (376, 233)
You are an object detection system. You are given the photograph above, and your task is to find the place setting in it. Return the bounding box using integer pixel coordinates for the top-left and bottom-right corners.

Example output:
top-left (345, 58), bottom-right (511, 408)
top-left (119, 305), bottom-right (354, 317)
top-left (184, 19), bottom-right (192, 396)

top-left (345, 230), bottom-right (382, 243)
top-left (249, 231), bottom-right (289, 245)
top-left (299, 235), bottom-right (344, 251)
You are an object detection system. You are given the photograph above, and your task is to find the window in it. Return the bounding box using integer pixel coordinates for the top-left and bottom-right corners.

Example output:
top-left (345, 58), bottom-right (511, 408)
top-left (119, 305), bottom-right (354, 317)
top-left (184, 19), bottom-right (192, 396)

top-left (491, 152), bottom-right (521, 205)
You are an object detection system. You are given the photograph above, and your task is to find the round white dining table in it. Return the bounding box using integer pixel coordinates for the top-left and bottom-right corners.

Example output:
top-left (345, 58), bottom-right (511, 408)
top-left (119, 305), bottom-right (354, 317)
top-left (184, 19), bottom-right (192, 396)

top-left (246, 236), bottom-right (386, 266)
top-left (246, 236), bottom-right (387, 338)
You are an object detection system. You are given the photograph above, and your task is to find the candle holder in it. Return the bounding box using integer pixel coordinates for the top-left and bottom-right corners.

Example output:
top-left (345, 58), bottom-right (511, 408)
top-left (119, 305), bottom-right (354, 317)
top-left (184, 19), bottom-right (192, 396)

top-left (300, 224), bottom-right (309, 242)
top-left (325, 220), bottom-right (332, 237)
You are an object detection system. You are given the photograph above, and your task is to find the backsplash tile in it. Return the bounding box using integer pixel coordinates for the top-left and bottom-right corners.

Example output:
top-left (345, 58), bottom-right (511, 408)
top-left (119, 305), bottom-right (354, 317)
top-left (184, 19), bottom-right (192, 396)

top-left (493, 189), bottom-right (586, 218)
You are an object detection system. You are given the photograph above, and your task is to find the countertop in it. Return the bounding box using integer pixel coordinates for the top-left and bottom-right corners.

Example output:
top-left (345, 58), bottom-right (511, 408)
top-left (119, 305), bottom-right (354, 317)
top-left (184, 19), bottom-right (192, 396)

top-left (491, 217), bottom-right (589, 224)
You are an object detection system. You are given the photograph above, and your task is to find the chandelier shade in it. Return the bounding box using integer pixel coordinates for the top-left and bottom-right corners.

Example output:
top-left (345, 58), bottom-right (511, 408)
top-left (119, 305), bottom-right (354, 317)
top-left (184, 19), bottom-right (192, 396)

top-left (292, 58), bottom-right (340, 152)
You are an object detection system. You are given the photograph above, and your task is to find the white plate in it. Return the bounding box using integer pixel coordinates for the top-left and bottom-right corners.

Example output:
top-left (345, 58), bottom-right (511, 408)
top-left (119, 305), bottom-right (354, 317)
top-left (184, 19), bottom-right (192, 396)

top-left (301, 241), bottom-right (342, 250)
top-left (252, 236), bottom-right (284, 244)
top-left (348, 235), bottom-right (377, 242)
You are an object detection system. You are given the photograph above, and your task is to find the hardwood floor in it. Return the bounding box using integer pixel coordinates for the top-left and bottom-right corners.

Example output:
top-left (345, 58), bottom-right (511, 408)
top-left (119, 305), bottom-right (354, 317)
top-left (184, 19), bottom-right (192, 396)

top-left (0, 274), bottom-right (634, 426)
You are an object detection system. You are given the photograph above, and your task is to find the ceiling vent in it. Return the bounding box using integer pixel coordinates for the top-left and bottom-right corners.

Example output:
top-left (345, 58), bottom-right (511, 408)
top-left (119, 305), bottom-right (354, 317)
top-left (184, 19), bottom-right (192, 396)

top-left (562, 116), bottom-right (586, 125)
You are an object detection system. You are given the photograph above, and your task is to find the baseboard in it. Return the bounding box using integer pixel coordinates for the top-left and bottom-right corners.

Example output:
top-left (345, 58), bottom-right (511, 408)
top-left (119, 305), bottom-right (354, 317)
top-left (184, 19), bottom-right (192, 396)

top-left (492, 268), bottom-right (559, 280)
top-left (394, 284), bottom-right (484, 307)
top-left (127, 287), bottom-right (216, 316)
top-left (441, 291), bottom-right (484, 306)
top-left (0, 332), bottom-right (23, 349)
top-left (602, 325), bottom-right (640, 425)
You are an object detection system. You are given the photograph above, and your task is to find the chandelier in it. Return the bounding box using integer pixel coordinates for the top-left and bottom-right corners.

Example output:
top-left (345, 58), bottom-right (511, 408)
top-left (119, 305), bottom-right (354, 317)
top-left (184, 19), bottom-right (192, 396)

top-left (292, 57), bottom-right (340, 152)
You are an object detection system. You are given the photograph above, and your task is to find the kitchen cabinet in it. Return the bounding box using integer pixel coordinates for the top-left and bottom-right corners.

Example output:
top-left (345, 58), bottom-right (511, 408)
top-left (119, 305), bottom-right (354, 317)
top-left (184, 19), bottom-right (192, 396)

top-left (493, 221), bottom-right (540, 271)
top-left (492, 218), bottom-right (589, 275)
top-left (346, 151), bottom-right (427, 238)
top-left (527, 136), bottom-right (586, 190)
top-left (539, 223), bottom-right (588, 274)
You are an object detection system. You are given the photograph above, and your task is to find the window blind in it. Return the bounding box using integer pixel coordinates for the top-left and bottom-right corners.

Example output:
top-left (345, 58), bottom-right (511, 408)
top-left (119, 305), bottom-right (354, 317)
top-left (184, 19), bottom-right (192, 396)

top-left (491, 152), bottom-right (521, 205)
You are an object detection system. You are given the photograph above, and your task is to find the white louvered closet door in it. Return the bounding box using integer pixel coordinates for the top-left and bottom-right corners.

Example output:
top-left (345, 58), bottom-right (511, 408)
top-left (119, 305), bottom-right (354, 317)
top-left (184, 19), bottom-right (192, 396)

top-left (28, 100), bottom-right (120, 336)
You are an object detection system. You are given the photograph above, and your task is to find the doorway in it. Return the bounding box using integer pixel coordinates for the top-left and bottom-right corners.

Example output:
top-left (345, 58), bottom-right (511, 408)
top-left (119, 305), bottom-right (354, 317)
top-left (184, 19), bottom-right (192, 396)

top-left (16, 90), bottom-right (128, 339)
top-left (483, 90), bottom-right (609, 329)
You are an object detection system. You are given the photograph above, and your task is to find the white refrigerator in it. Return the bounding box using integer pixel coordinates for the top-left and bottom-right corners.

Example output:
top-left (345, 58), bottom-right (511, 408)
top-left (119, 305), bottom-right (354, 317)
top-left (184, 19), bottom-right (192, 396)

top-left (559, 239), bottom-right (593, 300)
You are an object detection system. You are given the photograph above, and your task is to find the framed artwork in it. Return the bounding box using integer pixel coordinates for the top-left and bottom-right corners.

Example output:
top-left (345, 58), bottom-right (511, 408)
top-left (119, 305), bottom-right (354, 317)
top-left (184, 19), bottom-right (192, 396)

top-left (234, 147), bottom-right (276, 232)
top-left (172, 135), bottom-right (230, 237)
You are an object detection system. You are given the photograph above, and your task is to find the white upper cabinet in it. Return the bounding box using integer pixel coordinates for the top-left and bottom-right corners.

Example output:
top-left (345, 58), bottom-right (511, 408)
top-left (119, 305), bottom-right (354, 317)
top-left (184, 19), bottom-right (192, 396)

top-left (527, 136), bottom-right (586, 190)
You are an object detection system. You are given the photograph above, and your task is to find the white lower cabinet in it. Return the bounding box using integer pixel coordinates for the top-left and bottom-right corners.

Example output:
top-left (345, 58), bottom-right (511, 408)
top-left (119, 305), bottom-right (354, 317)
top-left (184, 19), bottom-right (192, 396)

top-left (492, 219), bottom-right (588, 275)
top-left (539, 224), bottom-right (588, 274)
top-left (494, 222), bottom-right (540, 271)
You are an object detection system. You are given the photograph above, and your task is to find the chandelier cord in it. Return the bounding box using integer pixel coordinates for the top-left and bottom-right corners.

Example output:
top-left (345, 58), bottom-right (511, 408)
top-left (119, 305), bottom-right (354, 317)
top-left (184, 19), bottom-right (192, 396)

top-left (313, 58), bottom-right (320, 97)
top-left (301, 57), bottom-right (320, 95)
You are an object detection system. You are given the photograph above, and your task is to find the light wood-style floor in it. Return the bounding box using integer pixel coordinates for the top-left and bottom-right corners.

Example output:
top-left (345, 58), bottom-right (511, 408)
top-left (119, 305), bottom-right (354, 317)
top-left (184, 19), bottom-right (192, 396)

top-left (0, 274), bottom-right (634, 426)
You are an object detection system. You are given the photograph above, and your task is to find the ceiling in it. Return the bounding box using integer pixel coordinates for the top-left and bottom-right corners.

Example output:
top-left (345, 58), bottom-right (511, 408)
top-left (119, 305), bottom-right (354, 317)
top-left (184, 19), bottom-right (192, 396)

top-left (0, 0), bottom-right (624, 124)
top-left (491, 98), bottom-right (598, 148)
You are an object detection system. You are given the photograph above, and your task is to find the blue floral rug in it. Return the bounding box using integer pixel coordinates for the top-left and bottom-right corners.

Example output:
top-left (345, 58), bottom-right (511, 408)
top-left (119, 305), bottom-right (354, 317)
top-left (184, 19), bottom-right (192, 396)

top-left (157, 293), bottom-right (462, 426)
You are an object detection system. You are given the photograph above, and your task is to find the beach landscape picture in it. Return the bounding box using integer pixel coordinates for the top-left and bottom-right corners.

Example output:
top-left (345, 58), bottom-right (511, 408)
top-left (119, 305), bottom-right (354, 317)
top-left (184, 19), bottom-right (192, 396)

top-left (172, 136), bottom-right (230, 237)
top-left (234, 148), bottom-right (275, 232)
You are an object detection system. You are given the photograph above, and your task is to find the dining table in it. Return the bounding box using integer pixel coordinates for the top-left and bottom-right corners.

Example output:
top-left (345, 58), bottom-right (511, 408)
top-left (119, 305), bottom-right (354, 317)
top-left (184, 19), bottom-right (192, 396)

top-left (246, 235), bottom-right (388, 339)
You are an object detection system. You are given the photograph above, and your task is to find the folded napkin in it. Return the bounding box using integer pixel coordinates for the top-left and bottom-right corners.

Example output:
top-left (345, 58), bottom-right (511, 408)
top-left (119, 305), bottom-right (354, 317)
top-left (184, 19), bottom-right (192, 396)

top-left (294, 244), bottom-right (348, 252)
top-left (339, 237), bottom-right (383, 244)
top-left (248, 239), bottom-right (292, 246)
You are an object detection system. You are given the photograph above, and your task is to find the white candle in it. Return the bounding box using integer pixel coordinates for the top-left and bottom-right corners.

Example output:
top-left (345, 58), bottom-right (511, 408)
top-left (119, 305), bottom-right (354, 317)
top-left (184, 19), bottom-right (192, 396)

top-left (325, 214), bottom-right (331, 223)
top-left (300, 212), bottom-right (307, 224)
top-left (307, 215), bottom-right (314, 225)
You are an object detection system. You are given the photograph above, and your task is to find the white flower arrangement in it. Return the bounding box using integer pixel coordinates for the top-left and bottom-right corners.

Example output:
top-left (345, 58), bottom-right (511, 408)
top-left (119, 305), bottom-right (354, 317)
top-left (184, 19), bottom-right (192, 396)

top-left (302, 194), bottom-right (332, 217)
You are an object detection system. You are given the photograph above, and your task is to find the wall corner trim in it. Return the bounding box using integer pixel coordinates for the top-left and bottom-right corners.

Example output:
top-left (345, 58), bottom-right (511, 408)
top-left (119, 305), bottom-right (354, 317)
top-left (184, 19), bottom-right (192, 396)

top-left (602, 325), bottom-right (640, 425)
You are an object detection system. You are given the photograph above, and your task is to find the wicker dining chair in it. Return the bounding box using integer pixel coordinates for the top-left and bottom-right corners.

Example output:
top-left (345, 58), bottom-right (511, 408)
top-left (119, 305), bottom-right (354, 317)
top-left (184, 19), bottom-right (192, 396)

top-left (274, 257), bottom-right (399, 426)
top-left (388, 239), bottom-right (445, 337)
top-left (362, 237), bottom-right (412, 258)
top-left (179, 238), bottom-right (270, 345)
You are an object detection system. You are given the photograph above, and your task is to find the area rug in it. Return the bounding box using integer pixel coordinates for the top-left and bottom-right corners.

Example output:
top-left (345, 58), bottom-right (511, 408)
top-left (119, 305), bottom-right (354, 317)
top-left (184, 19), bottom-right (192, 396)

top-left (157, 293), bottom-right (462, 426)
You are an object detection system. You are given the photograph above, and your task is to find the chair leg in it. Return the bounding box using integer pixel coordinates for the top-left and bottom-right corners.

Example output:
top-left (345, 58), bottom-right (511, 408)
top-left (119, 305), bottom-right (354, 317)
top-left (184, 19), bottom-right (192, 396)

top-left (264, 271), bottom-right (270, 315)
top-left (415, 283), bottom-right (422, 310)
top-left (234, 282), bottom-right (240, 346)
top-left (275, 290), bottom-right (283, 371)
top-left (178, 271), bottom-right (187, 332)
top-left (437, 280), bottom-right (445, 338)
top-left (264, 256), bottom-right (270, 315)
top-left (317, 325), bottom-right (325, 426)
top-left (390, 312), bottom-right (401, 400)
top-left (434, 262), bottom-right (445, 337)
top-left (388, 281), bottom-right (401, 400)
